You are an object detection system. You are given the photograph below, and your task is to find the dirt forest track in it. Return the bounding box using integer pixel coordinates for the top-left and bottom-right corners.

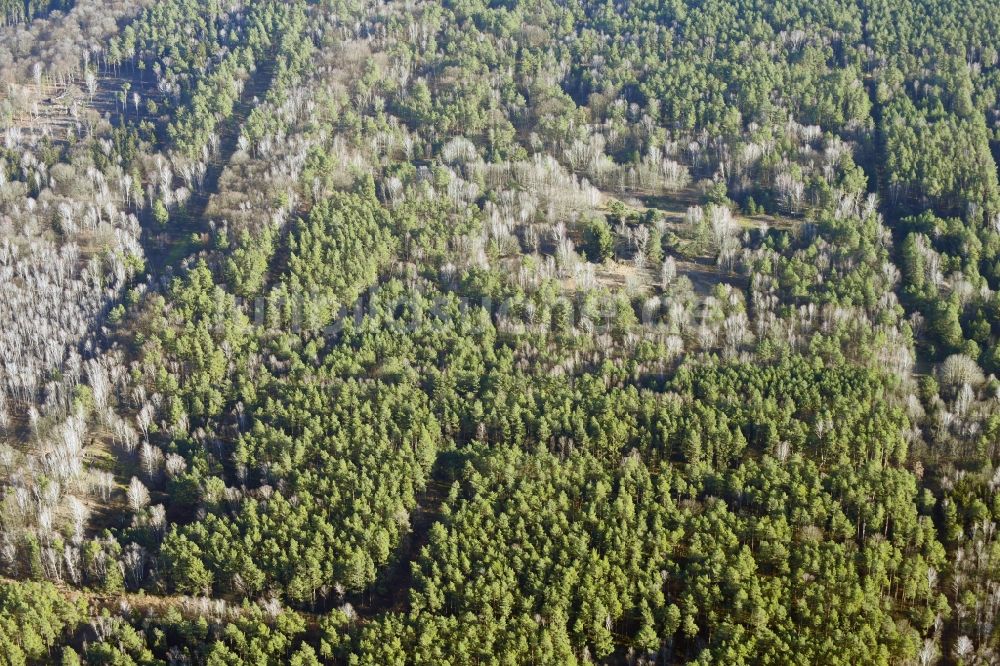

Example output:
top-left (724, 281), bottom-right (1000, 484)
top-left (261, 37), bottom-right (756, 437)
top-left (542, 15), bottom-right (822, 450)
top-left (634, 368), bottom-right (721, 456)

top-left (140, 59), bottom-right (278, 275)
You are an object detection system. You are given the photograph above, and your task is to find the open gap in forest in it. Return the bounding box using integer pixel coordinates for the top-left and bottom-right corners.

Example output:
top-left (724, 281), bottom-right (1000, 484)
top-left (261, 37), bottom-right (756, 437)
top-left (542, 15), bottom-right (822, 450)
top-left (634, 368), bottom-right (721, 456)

top-left (342, 450), bottom-right (465, 619)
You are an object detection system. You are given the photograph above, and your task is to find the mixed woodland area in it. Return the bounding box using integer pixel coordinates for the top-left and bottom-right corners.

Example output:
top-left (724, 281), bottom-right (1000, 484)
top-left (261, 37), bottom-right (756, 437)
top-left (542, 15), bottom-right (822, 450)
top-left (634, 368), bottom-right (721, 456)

top-left (1, 0), bottom-right (1000, 663)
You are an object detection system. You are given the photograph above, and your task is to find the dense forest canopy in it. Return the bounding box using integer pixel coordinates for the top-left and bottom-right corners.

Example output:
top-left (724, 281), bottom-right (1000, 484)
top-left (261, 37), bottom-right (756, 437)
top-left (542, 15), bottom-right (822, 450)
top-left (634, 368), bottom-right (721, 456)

top-left (0, 0), bottom-right (999, 663)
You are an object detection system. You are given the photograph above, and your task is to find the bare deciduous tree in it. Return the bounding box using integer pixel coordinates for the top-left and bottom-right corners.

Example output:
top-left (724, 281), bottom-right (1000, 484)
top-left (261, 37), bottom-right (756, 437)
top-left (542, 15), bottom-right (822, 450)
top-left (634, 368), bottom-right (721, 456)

top-left (126, 477), bottom-right (150, 514)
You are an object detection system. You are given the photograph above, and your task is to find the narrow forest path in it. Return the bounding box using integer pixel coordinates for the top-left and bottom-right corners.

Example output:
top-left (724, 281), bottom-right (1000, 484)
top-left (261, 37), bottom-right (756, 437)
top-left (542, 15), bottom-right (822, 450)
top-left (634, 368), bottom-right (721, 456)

top-left (0, 575), bottom-right (326, 645)
top-left (347, 452), bottom-right (457, 618)
top-left (857, 8), bottom-right (973, 661)
top-left (140, 59), bottom-right (277, 277)
top-left (77, 58), bottom-right (280, 534)
top-left (859, 0), bottom-right (887, 208)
